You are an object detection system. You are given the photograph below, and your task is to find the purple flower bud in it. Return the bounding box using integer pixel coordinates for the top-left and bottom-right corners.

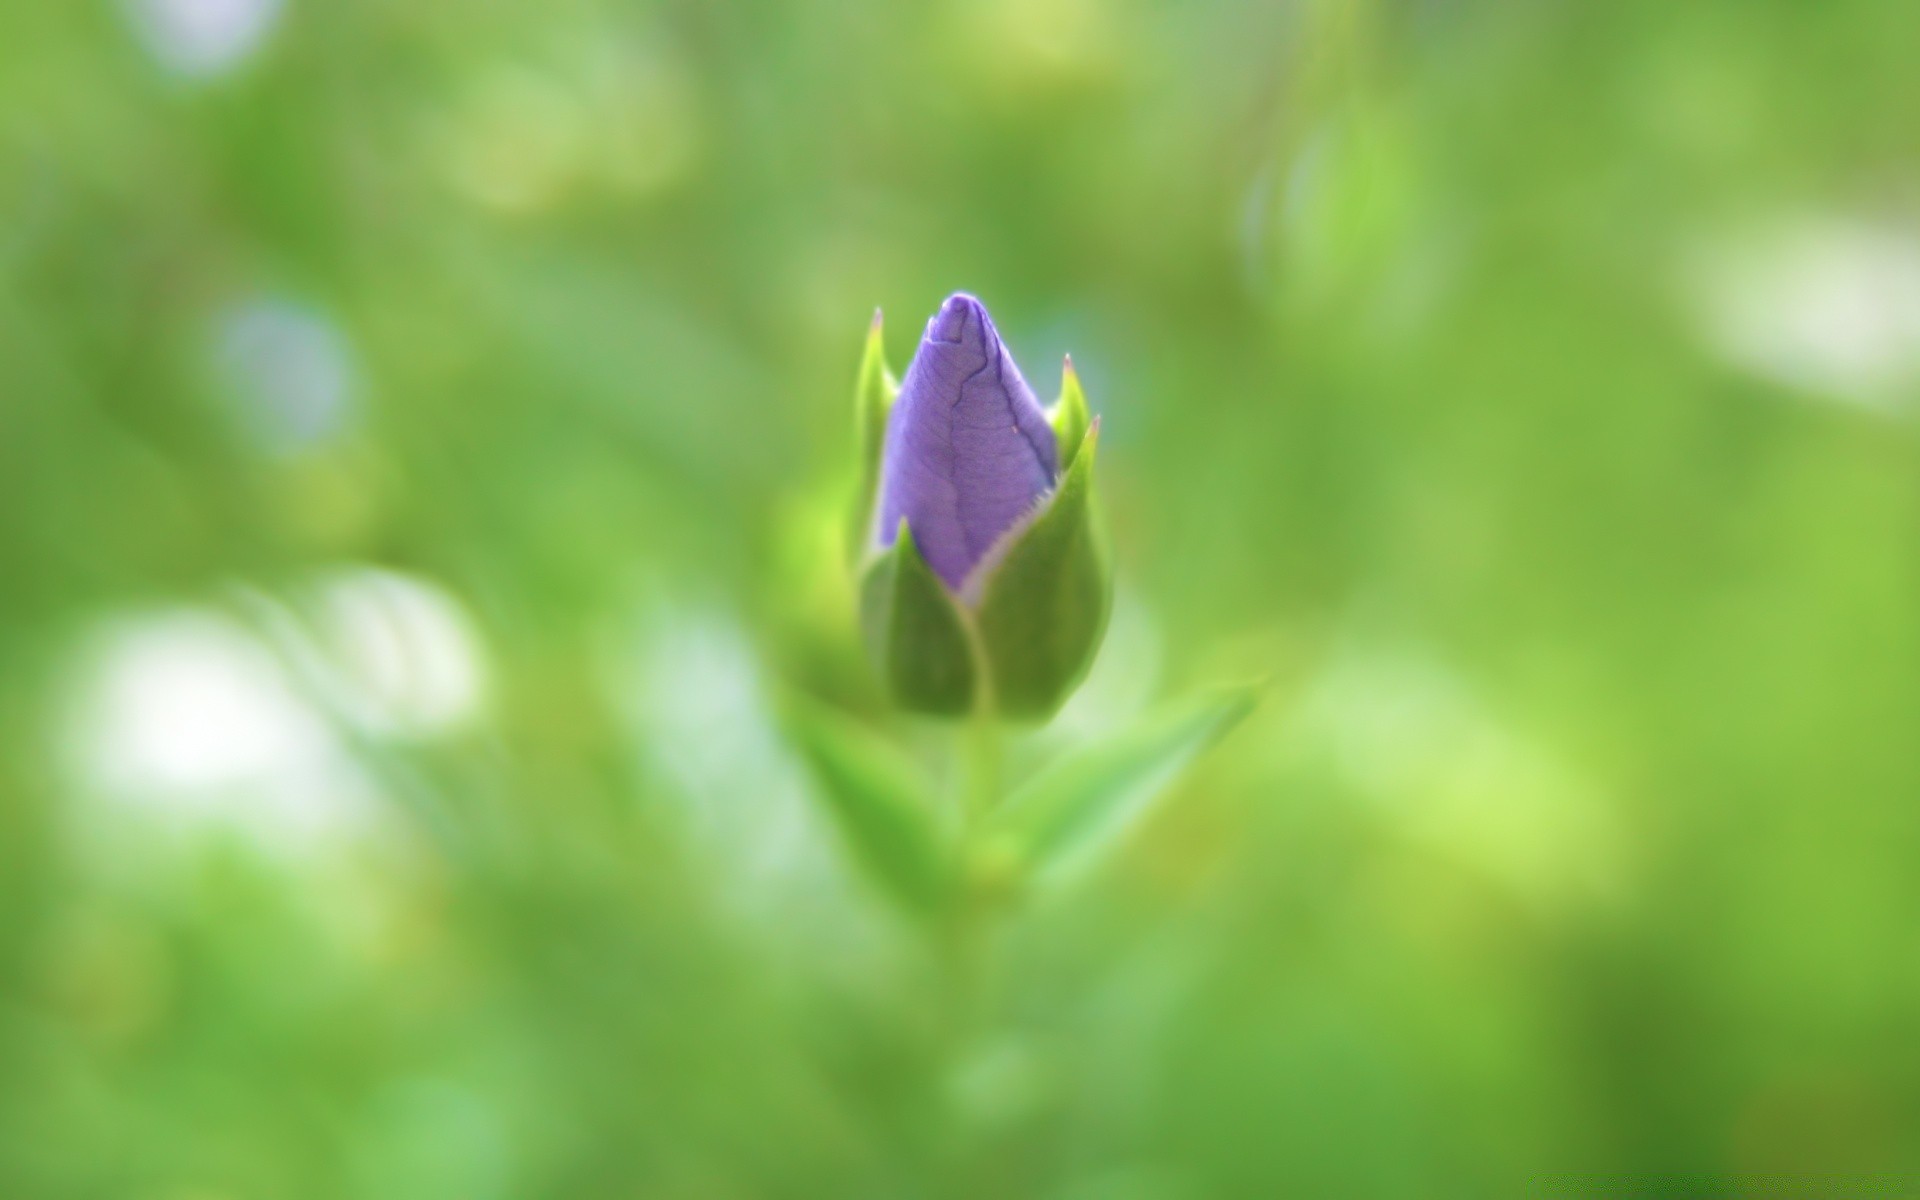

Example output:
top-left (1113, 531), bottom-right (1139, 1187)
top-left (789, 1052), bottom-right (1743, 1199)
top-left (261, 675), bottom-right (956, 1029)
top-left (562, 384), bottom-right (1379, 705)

top-left (873, 294), bottom-right (1059, 590)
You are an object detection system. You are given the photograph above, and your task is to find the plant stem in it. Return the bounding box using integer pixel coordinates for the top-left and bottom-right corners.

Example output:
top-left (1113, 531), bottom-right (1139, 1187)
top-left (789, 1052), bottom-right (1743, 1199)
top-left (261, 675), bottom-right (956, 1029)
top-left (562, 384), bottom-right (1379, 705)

top-left (962, 708), bottom-right (1003, 825)
top-left (932, 714), bottom-right (1012, 1191)
top-left (939, 710), bottom-right (1005, 1046)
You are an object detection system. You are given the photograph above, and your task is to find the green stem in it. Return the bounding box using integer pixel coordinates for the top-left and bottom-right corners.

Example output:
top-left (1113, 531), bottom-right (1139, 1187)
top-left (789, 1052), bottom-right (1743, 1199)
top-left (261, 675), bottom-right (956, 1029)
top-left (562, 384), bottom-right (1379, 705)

top-left (962, 709), bottom-right (1003, 825)
top-left (932, 713), bottom-right (1013, 1191)
top-left (939, 711), bottom-right (1005, 1046)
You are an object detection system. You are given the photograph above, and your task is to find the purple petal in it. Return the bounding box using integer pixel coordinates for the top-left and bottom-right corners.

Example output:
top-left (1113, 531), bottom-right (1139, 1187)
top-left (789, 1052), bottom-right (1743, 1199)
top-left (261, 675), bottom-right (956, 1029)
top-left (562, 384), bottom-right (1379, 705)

top-left (874, 294), bottom-right (1059, 590)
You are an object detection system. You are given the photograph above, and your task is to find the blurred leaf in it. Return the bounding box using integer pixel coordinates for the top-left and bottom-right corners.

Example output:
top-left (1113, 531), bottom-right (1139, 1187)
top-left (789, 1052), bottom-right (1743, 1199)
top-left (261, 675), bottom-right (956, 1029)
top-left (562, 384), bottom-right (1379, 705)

top-left (971, 423), bottom-right (1109, 720)
top-left (785, 700), bottom-right (951, 912)
top-left (860, 523), bottom-right (978, 716)
top-left (983, 683), bottom-right (1261, 887)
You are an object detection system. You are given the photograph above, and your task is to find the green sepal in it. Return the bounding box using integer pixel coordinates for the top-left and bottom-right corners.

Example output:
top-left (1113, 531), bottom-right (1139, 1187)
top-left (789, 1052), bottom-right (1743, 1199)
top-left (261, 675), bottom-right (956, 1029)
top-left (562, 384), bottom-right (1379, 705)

top-left (785, 699), bottom-right (952, 912)
top-left (979, 683), bottom-right (1261, 888)
top-left (860, 522), bottom-right (978, 715)
top-left (969, 421), bottom-right (1109, 720)
top-left (848, 310), bottom-right (897, 563)
top-left (1050, 356), bottom-right (1091, 469)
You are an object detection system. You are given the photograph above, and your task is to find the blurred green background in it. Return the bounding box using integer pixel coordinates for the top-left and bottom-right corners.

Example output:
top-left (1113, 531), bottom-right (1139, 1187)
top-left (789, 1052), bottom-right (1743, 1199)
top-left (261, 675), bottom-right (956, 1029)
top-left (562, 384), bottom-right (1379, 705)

top-left (5, 0), bottom-right (1920, 1195)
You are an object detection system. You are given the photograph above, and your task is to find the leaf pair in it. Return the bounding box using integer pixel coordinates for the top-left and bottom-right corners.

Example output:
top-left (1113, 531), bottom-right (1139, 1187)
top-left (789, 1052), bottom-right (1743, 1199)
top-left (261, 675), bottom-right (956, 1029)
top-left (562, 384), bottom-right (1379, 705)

top-left (784, 684), bottom-right (1261, 914)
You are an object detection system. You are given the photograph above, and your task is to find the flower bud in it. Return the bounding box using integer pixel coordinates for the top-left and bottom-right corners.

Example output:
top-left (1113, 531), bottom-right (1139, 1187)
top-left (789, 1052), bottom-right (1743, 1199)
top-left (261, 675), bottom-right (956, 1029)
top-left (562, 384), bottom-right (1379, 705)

top-left (854, 294), bottom-right (1109, 719)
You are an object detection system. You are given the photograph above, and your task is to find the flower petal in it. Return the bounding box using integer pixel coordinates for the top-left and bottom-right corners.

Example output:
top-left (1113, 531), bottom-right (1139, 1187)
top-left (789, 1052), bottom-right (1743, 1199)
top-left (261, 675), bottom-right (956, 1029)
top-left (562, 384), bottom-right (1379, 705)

top-left (874, 293), bottom-right (1059, 590)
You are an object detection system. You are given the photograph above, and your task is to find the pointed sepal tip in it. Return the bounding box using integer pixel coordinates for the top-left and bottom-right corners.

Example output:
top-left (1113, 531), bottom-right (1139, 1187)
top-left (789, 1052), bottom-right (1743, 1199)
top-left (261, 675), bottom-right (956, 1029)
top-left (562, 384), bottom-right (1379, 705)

top-left (1051, 357), bottom-right (1092, 469)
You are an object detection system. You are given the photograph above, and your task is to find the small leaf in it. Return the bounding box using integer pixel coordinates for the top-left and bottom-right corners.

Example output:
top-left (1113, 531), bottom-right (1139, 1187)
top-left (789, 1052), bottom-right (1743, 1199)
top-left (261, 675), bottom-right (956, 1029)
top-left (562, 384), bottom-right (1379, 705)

top-left (860, 523), bottom-right (977, 715)
top-left (982, 684), bottom-right (1261, 887)
top-left (786, 700), bottom-right (951, 911)
top-left (849, 309), bottom-right (898, 561)
top-left (971, 422), bottom-right (1109, 720)
top-left (1050, 356), bottom-right (1091, 469)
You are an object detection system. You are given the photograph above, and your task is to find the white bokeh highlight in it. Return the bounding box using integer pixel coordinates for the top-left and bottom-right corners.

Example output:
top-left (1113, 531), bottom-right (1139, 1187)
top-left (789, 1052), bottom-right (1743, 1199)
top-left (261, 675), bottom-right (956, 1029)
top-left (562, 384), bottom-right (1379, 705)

top-left (61, 570), bottom-right (488, 863)
top-left (216, 298), bottom-right (358, 455)
top-left (302, 568), bottom-right (488, 737)
top-left (63, 608), bottom-right (378, 858)
top-left (125, 0), bottom-right (283, 79)
top-left (1687, 217), bottom-right (1920, 412)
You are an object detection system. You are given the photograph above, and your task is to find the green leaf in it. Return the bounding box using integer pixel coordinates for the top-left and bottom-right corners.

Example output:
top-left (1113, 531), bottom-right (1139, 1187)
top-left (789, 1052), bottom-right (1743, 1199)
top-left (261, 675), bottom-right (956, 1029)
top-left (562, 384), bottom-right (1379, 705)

top-left (970, 422), bottom-right (1109, 720)
top-left (785, 701), bottom-right (951, 911)
top-left (860, 523), bottom-right (978, 715)
top-left (848, 309), bottom-right (897, 562)
top-left (1050, 356), bottom-right (1091, 469)
top-left (981, 684), bottom-right (1261, 887)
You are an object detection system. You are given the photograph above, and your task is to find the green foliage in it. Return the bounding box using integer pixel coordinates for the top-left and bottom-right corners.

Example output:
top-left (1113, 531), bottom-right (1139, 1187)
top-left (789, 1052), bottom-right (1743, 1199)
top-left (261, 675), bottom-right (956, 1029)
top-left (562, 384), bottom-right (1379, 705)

top-left (1050, 358), bottom-right (1092, 469)
top-left (860, 522), bottom-right (977, 715)
top-left (784, 700), bottom-right (950, 912)
top-left (971, 423), bottom-right (1110, 720)
top-left (848, 311), bottom-right (897, 563)
top-left (5, 0), bottom-right (1920, 1193)
top-left (983, 684), bottom-right (1260, 888)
